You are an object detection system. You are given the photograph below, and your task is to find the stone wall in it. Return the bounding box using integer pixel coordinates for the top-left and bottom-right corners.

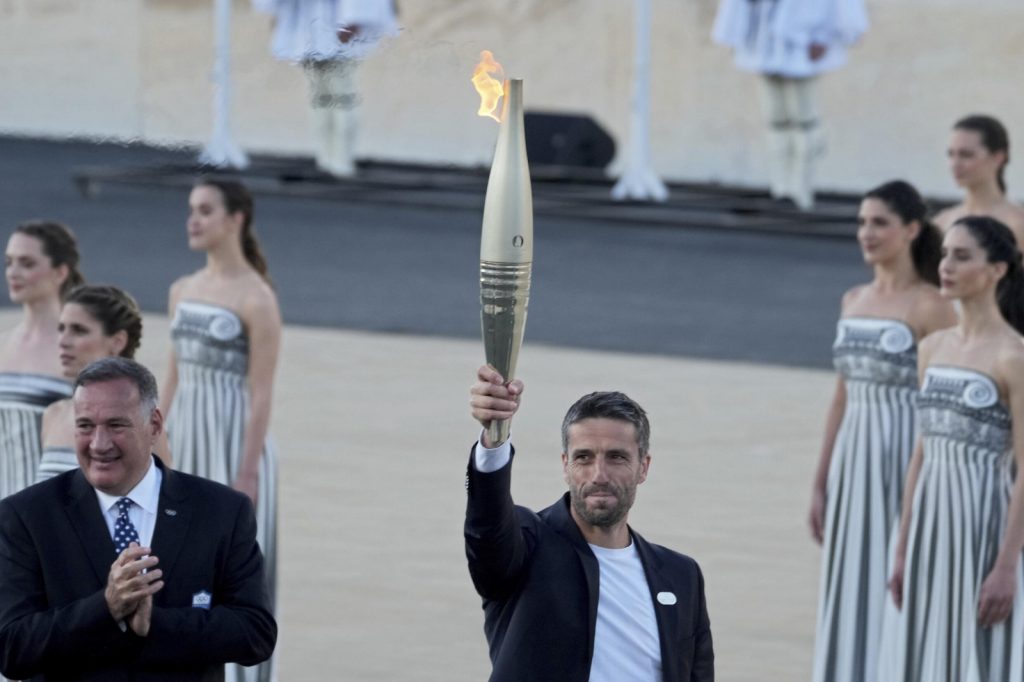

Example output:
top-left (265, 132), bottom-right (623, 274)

top-left (1, 0), bottom-right (1022, 197)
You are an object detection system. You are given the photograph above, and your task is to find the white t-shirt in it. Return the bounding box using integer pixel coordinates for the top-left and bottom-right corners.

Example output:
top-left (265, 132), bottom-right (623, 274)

top-left (588, 542), bottom-right (662, 681)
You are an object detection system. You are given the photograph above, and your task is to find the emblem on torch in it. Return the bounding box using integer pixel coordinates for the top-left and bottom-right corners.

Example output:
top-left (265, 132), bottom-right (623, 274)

top-left (474, 52), bottom-right (533, 445)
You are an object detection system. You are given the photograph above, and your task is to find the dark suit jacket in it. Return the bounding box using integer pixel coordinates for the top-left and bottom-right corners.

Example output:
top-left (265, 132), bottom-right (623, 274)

top-left (465, 449), bottom-right (713, 682)
top-left (0, 459), bottom-right (276, 681)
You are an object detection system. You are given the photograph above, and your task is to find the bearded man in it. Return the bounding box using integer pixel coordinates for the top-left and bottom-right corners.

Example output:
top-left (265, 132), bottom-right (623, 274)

top-left (466, 365), bottom-right (714, 682)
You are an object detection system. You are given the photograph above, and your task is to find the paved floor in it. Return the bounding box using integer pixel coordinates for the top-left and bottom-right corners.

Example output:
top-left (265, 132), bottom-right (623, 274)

top-left (19, 308), bottom-right (831, 681)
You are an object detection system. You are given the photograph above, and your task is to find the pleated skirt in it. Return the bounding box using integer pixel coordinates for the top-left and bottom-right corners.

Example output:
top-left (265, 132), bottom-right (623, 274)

top-left (169, 365), bottom-right (278, 682)
top-left (813, 380), bottom-right (916, 681)
top-left (877, 441), bottom-right (1024, 681)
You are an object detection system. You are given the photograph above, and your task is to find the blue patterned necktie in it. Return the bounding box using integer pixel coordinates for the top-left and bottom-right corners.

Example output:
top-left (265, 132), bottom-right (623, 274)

top-left (113, 497), bottom-right (141, 554)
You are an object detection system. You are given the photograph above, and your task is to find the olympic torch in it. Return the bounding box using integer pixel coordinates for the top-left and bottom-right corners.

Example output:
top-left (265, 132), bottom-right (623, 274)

top-left (474, 52), bottom-right (533, 445)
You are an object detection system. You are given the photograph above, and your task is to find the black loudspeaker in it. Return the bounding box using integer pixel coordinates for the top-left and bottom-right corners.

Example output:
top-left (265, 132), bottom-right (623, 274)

top-left (524, 112), bottom-right (616, 170)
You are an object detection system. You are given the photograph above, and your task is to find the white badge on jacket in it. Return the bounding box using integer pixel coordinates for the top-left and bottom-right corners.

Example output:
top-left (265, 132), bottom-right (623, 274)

top-left (192, 590), bottom-right (212, 609)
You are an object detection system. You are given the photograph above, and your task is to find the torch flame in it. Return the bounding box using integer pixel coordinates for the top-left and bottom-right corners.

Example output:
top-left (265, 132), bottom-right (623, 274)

top-left (472, 50), bottom-right (506, 122)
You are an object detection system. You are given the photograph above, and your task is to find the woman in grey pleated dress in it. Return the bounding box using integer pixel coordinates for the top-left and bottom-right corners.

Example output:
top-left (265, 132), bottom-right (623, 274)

top-left (161, 179), bottom-right (280, 682)
top-left (38, 284), bottom-right (170, 480)
top-left (0, 222), bottom-right (83, 498)
top-left (809, 182), bottom-right (956, 682)
top-left (880, 216), bottom-right (1024, 681)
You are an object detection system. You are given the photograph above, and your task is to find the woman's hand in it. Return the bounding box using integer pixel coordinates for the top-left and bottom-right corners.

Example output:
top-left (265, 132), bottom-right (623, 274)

top-left (232, 470), bottom-right (259, 506)
top-left (888, 553), bottom-right (906, 610)
top-left (978, 564), bottom-right (1017, 627)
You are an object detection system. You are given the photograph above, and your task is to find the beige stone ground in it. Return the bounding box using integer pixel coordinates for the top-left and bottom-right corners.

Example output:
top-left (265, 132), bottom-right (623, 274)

top-left (9, 309), bottom-right (835, 680)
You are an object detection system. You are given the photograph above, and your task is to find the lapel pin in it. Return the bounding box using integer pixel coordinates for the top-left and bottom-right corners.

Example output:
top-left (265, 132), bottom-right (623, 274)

top-left (164, 509), bottom-right (178, 516)
top-left (656, 591), bottom-right (677, 605)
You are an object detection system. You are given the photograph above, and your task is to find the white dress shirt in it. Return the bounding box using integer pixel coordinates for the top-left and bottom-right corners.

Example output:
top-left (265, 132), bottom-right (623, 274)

top-left (474, 431), bottom-right (512, 473)
top-left (93, 456), bottom-right (162, 549)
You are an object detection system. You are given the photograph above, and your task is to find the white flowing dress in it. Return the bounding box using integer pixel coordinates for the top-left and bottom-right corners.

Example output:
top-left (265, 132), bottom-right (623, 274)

top-left (813, 318), bottom-right (917, 682)
top-left (168, 301), bottom-right (278, 682)
top-left (877, 366), bottom-right (1024, 681)
top-left (0, 373), bottom-right (72, 498)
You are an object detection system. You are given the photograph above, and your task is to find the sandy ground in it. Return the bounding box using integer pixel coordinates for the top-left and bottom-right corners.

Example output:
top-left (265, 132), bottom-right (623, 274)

top-left (7, 309), bottom-right (834, 680)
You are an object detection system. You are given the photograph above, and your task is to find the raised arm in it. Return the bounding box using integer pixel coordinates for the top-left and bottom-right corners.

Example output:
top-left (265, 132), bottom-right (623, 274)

top-left (470, 364), bottom-right (522, 449)
top-left (465, 365), bottom-right (529, 600)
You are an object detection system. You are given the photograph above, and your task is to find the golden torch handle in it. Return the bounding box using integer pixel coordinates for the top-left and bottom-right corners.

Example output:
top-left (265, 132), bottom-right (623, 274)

top-left (481, 260), bottom-right (532, 444)
top-left (479, 78), bottom-right (533, 446)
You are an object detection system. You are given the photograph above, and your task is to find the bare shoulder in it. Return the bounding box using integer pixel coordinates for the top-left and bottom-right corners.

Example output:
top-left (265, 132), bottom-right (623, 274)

top-left (995, 200), bottom-right (1024, 222)
top-left (932, 204), bottom-right (962, 231)
top-left (994, 202), bottom-right (1024, 245)
top-left (168, 272), bottom-right (201, 306)
top-left (41, 398), bottom-right (71, 441)
top-left (995, 333), bottom-right (1024, 381)
top-left (914, 283), bottom-right (947, 307)
top-left (238, 276), bottom-right (280, 324)
top-left (41, 400), bottom-right (60, 431)
top-left (919, 326), bottom-right (952, 358)
top-left (992, 338), bottom-right (1024, 410)
top-left (840, 284), bottom-right (869, 313)
top-left (911, 284), bottom-right (957, 333)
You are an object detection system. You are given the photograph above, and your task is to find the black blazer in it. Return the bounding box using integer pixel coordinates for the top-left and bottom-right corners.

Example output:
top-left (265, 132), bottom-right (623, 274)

top-left (465, 449), bottom-right (714, 682)
top-left (0, 459), bottom-right (276, 681)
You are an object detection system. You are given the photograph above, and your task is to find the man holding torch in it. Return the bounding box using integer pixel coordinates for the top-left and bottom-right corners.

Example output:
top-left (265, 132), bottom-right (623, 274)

top-left (465, 366), bottom-right (714, 681)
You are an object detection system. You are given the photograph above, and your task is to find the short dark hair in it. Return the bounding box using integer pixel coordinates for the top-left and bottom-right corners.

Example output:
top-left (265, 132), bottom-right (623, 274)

top-left (75, 357), bottom-right (158, 417)
top-left (560, 391), bottom-right (650, 456)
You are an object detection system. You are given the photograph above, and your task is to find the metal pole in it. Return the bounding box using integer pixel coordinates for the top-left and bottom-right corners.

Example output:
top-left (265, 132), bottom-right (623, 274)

top-left (200, 0), bottom-right (249, 168)
top-left (611, 0), bottom-right (668, 202)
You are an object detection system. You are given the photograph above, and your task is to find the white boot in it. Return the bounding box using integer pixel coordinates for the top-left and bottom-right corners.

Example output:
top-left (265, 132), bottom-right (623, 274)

top-left (767, 125), bottom-right (793, 200)
top-left (311, 107), bottom-right (335, 172)
top-left (790, 124), bottom-right (819, 210)
top-left (324, 104), bottom-right (357, 177)
top-left (760, 77), bottom-right (794, 201)
top-left (788, 79), bottom-right (823, 210)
